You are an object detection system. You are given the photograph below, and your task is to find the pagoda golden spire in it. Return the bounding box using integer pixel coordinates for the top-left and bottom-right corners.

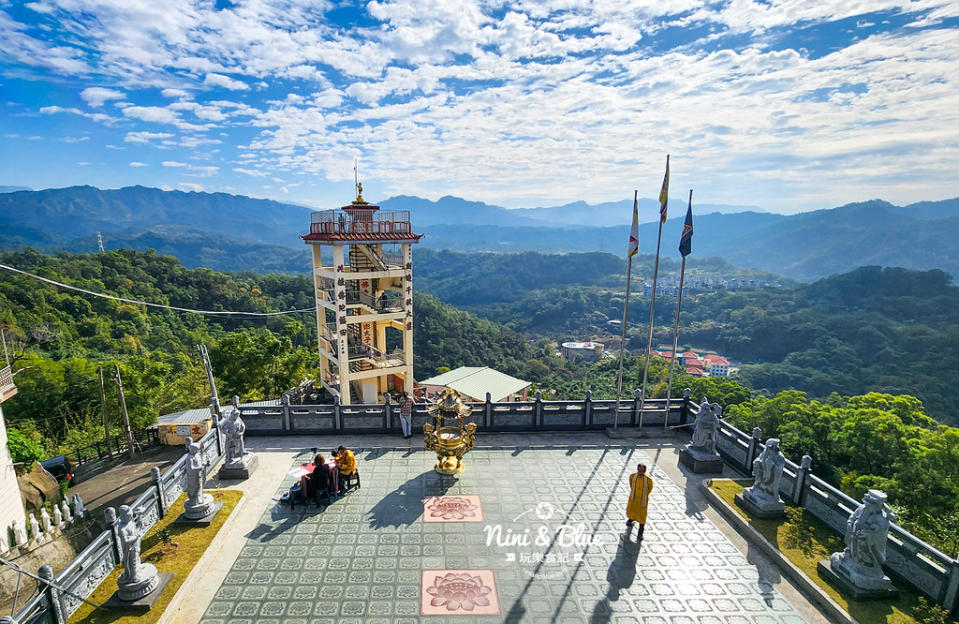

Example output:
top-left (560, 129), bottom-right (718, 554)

top-left (353, 160), bottom-right (368, 204)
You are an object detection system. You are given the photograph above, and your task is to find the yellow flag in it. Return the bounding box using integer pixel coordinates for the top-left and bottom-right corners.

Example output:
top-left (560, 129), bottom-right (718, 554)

top-left (658, 155), bottom-right (670, 224)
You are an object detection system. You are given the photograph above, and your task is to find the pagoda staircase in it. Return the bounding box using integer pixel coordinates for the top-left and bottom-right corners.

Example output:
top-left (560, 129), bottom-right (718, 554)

top-left (349, 246), bottom-right (388, 272)
top-left (349, 380), bottom-right (363, 404)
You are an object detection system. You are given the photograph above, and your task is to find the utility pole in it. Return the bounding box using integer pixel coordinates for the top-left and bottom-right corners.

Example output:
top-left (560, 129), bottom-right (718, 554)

top-left (113, 364), bottom-right (135, 458)
top-left (98, 366), bottom-right (111, 455)
top-left (197, 344), bottom-right (221, 419)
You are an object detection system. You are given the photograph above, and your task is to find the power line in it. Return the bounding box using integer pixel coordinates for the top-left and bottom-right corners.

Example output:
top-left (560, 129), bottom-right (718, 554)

top-left (0, 263), bottom-right (317, 318)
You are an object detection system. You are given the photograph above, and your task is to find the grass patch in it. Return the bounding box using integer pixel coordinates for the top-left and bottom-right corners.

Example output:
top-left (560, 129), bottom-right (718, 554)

top-left (68, 489), bottom-right (242, 624)
top-left (710, 479), bottom-right (949, 624)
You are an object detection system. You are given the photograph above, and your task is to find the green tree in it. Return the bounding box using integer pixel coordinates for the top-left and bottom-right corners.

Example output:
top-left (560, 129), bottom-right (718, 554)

top-left (6, 427), bottom-right (45, 464)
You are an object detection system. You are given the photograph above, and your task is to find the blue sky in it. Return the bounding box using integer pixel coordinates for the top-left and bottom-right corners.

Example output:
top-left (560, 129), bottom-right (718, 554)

top-left (1, 0), bottom-right (958, 214)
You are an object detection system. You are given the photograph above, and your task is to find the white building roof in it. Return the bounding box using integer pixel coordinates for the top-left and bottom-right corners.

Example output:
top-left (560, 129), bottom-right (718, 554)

top-left (418, 366), bottom-right (531, 403)
top-left (157, 408), bottom-right (212, 425)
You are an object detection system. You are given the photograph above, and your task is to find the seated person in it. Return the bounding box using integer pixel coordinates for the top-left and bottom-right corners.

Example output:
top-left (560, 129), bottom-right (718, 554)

top-left (301, 454), bottom-right (330, 501)
top-left (334, 445), bottom-right (356, 492)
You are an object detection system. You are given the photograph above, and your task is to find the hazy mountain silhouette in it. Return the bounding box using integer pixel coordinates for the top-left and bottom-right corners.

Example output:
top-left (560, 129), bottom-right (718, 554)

top-left (1, 186), bottom-right (957, 280)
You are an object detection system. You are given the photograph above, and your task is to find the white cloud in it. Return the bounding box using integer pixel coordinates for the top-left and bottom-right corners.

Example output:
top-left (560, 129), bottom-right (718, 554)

top-left (129, 161), bottom-right (148, 167)
top-left (38, 105), bottom-right (114, 124)
top-left (177, 182), bottom-right (205, 192)
top-left (122, 106), bottom-right (178, 124)
top-left (80, 87), bottom-right (125, 107)
top-left (204, 73), bottom-right (249, 91)
top-left (125, 131), bottom-right (173, 144)
top-left (4, 0), bottom-right (959, 210)
top-left (162, 161), bottom-right (188, 168)
top-left (234, 167), bottom-right (265, 177)
top-left (24, 2), bottom-right (55, 14)
top-left (178, 135), bottom-right (222, 148)
top-left (188, 165), bottom-right (219, 177)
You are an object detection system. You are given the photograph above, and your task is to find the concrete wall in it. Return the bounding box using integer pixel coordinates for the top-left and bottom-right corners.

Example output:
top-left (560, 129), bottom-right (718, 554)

top-left (0, 401), bottom-right (27, 551)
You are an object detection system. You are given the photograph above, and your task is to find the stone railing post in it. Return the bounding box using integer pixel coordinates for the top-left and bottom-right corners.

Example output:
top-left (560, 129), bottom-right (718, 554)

top-left (333, 396), bottom-right (342, 431)
top-left (38, 564), bottom-right (65, 624)
top-left (282, 394), bottom-right (292, 431)
top-left (384, 393), bottom-right (393, 431)
top-left (681, 387), bottom-right (691, 426)
top-left (746, 427), bottom-right (762, 471)
top-left (794, 455), bottom-right (812, 506)
top-left (104, 507), bottom-right (121, 564)
top-left (584, 390), bottom-right (592, 426)
top-left (942, 559), bottom-right (959, 613)
top-left (535, 391), bottom-right (543, 428)
top-left (485, 392), bottom-right (492, 428)
top-left (631, 389), bottom-right (642, 426)
top-left (151, 467), bottom-right (166, 516)
top-left (210, 396), bottom-right (222, 423)
top-left (213, 414), bottom-right (222, 457)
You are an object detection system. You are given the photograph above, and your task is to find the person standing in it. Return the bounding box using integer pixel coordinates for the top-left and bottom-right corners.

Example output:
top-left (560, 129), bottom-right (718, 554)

top-left (625, 463), bottom-right (653, 540)
top-left (399, 391), bottom-right (414, 439)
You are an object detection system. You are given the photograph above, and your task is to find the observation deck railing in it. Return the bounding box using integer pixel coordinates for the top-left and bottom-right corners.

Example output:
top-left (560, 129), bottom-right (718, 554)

top-left (309, 210), bottom-right (412, 236)
top-left (321, 288), bottom-right (403, 313)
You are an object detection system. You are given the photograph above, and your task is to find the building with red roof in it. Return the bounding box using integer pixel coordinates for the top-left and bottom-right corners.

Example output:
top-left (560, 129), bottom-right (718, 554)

top-left (706, 356), bottom-right (730, 377)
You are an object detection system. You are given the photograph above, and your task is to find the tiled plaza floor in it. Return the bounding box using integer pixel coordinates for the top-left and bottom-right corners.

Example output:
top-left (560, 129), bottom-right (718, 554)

top-left (200, 445), bottom-right (808, 624)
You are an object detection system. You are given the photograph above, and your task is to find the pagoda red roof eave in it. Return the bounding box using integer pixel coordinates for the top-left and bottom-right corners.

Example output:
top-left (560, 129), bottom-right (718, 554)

top-left (301, 232), bottom-right (423, 242)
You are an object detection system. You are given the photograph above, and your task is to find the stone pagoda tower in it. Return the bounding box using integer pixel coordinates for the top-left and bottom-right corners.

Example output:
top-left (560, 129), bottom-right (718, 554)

top-left (302, 182), bottom-right (421, 405)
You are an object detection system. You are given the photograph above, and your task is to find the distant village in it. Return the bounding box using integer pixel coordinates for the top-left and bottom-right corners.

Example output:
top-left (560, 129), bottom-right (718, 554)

top-left (641, 275), bottom-right (784, 297)
top-left (560, 340), bottom-right (732, 378)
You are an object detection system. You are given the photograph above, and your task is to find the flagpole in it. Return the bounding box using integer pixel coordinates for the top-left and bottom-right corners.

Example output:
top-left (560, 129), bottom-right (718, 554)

top-left (665, 190), bottom-right (692, 429)
top-left (639, 154), bottom-right (669, 431)
top-left (613, 191), bottom-right (638, 429)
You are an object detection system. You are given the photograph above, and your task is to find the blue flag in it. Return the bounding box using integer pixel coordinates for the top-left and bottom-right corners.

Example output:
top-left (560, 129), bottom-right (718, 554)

top-left (679, 193), bottom-right (693, 257)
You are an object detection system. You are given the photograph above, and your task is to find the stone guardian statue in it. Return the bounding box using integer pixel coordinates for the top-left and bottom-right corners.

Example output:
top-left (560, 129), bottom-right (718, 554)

top-left (222, 407), bottom-right (246, 464)
top-left (820, 489), bottom-right (897, 598)
top-left (679, 397), bottom-right (724, 472)
top-left (738, 438), bottom-right (786, 517)
top-left (114, 505), bottom-right (160, 600)
top-left (689, 398), bottom-right (720, 454)
top-left (182, 440), bottom-right (216, 520)
top-left (218, 406), bottom-right (258, 479)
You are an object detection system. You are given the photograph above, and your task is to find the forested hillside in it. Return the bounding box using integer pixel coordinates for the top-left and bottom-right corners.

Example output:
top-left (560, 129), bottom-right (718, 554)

top-left (0, 249), bottom-right (547, 453)
top-left (416, 251), bottom-right (959, 423)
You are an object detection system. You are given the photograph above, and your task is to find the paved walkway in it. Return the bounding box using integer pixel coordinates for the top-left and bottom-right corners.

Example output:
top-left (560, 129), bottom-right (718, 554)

top-left (165, 433), bottom-right (832, 624)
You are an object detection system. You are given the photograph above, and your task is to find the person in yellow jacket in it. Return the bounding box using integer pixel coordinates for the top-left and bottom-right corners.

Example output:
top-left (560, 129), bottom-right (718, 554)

top-left (625, 463), bottom-right (653, 540)
top-left (335, 445), bottom-right (356, 477)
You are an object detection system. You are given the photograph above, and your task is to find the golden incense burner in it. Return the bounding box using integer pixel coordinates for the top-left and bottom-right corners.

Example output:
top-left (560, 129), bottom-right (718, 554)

top-left (423, 388), bottom-right (477, 474)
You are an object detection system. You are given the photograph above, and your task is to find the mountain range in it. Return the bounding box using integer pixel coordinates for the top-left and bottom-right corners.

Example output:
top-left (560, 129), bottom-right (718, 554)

top-left (1, 185), bottom-right (957, 281)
